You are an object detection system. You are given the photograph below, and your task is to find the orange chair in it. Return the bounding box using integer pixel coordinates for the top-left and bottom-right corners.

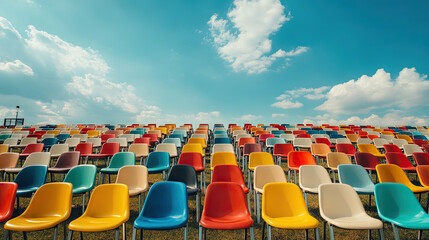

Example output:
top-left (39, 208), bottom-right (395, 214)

top-left (310, 143), bottom-right (332, 164)
top-left (288, 151), bottom-right (317, 184)
top-left (357, 144), bottom-right (385, 159)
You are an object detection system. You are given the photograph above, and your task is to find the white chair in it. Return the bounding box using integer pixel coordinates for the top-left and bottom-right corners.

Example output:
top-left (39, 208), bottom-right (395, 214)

top-left (279, 134), bottom-right (295, 143)
top-left (212, 144), bottom-right (235, 155)
top-left (335, 138), bottom-right (351, 144)
top-left (299, 165), bottom-right (332, 206)
top-left (380, 134), bottom-right (395, 142)
top-left (356, 138), bottom-right (372, 145)
top-left (72, 134), bottom-right (88, 142)
top-left (65, 138), bottom-right (80, 149)
top-left (293, 138), bottom-right (312, 150)
top-left (40, 133), bottom-right (55, 140)
top-left (155, 143), bottom-right (178, 163)
top-left (119, 134), bottom-right (136, 144)
top-left (106, 138), bottom-right (128, 150)
top-left (392, 139), bottom-right (408, 149)
top-left (403, 144), bottom-right (424, 157)
top-left (49, 144), bottom-right (69, 158)
top-left (4, 152), bottom-right (51, 175)
top-left (373, 138), bottom-right (390, 149)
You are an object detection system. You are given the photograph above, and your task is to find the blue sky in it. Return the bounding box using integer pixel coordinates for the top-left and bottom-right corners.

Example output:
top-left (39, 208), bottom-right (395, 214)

top-left (0, 0), bottom-right (429, 126)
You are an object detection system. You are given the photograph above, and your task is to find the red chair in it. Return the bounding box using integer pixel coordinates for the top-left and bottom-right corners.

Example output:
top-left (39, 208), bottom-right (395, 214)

top-left (336, 143), bottom-right (357, 157)
top-left (273, 143), bottom-right (294, 165)
top-left (134, 137), bottom-right (151, 145)
top-left (414, 152), bottom-right (429, 166)
top-left (383, 144), bottom-right (402, 153)
top-left (80, 127), bottom-right (94, 134)
top-left (417, 165), bottom-right (429, 187)
top-left (357, 131), bottom-right (368, 138)
top-left (0, 182), bottom-right (17, 222)
top-left (26, 134), bottom-right (42, 139)
top-left (100, 134), bottom-right (116, 144)
top-left (75, 143), bottom-right (93, 164)
top-left (142, 133), bottom-right (159, 146)
top-left (19, 143), bottom-right (44, 158)
top-left (258, 134), bottom-right (275, 145)
top-left (86, 142), bottom-right (119, 165)
top-left (293, 130), bottom-right (306, 135)
top-left (355, 152), bottom-right (380, 172)
top-left (385, 152), bottom-right (416, 172)
top-left (315, 138), bottom-right (335, 148)
top-left (199, 182), bottom-right (254, 238)
top-left (178, 152), bottom-right (206, 191)
top-left (287, 151), bottom-right (316, 183)
top-left (368, 135), bottom-right (379, 140)
top-left (412, 139), bottom-right (426, 147)
top-left (423, 144), bottom-right (429, 153)
top-left (296, 134), bottom-right (311, 138)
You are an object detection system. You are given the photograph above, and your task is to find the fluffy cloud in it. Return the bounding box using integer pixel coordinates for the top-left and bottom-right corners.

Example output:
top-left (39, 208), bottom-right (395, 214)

top-left (0, 60), bottom-right (33, 75)
top-left (237, 114), bottom-right (262, 121)
top-left (0, 17), bottom-right (22, 38)
top-left (271, 99), bottom-right (303, 109)
top-left (272, 113), bottom-right (287, 118)
top-left (135, 110), bottom-right (222, 124)
top-left (271, 86), bottom-right (329, 110)
top-left (316, 68), bottom-right (429, 114)
top-left (208, 0), bottom-right (307, 74)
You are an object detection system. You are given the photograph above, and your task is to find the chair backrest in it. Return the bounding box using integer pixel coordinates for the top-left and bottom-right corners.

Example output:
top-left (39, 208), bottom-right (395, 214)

top-left (3, 138), bottom-right (18, 146)
top-left (65, 138), bottom-right (80, 148)
top-left (211, 152), bottom-right (237, 169)
top-left (338, 164), bottom-right (375, 189)
top-left (414, 152), bottom-right (429, 165)
top-left (146, 152), bottom-right (170, 168)
top-left (243, 143), bottom-right (262, 155)
top-left (49, 144), bottom-right (69, 155)
top-left (357, 144), bottom-right (382, 155)
top-left (293, 138), bottom-right (312, 147)
top-left (0, 153), bottom-right (19, 169)
top-left (238, 137), bottom-right (256, 147)
top-left (116, 165), bottom-right (149, 193)
top-left (263, 183), bottom-right (312, 219)
top-left (357, 138), bottom-right (372, 145)
top-left (52, 151), bottom-right (80, 168)
top-left (128, 143), bottom-right (149, 157)
top-left (163, 138), bottom-right (182, 147)
top-left (177, 152), bottom-right (204, 170)
top-left (21, 143), bottom-right (44, 154)
top-left (248, 152), bottom-right (274, 169)
top-left (155, 143), bottom-right (178, 156)
top-left (273, 143), bottom-right (294, 156)
top-left (315, 138), bottom-right (332, 146)
top-left (299, 165), bottom-right (331, 190)
top-left (14, 165), bottom-right (48, 190)
top-left (140, 182), bottom-right (188, 220)
top-left (310, 143), bottom-right (332, 156)
top-left (64, 165), bottom-right (97, 193)
top-left (374, 183), bottom-right (426, 221)
top-left (167, 165), bottom-right (198, 191)
top-left (385, 152), bottom-right (414, 168)
top-left (100, 142), bottom-right (120, 155)
top-left (326, 152), bottom-right (352, 169)
top-left (106, 138), bottom-right (127, 147)
top-left (376, 164), bottom-right (413, 185)
top-left (212, 144), bottom-right (234, 154)
top-left (0, 182), bottom-right (18, 222)
top-left (265, 138), bottom-right (286, 147)
top-left (214, 137), bottom-right (231, 144)
top-left (354, 152), bottom-right (380, 169)
top-left (403, 144), bottom-right (423, 156)
top-left (107, 152), bottom-right (135, 168)
top-left (254, 165), bottom-right (287, 191)
top-left (83, 184), bottom-right (129, 221)
top-left (72, 134), bottom-right (88, 142)
top-left (383, 144), bottom-right (402, 153)
top-left (288, 151), bottom-right (317, 168)
top-left (182, 144), bottom-right (204, 156)
top-left (336, 138), bottom-right (352, 144)
top-left (373, 138), bottom-right (389, 148)
top-left (23, 152), bottom-right (51, 167)
top-left (86, 138), bottom-right (101, 147)
top-left (211, 165), bottom-right (247, 190)
top-left (391, 139), bottom-right (408, 148)
top-left (417, 165), bottom-right (429, 187)
top-left (119, 134), bottom-right (135, 142)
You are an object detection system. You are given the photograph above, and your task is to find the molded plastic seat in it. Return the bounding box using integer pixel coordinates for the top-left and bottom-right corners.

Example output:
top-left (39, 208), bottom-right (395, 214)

top-left (67, 184), bottom-right (129, 240)
top-left (326, 152), bottom-right (352, 182)
top-left (48, 151), bottom-right (80, 178)
top-left (187, 138), bottom-right (207, 149)
top-left (288, 151), bottom-right (317, 183)
top-left (133, 181), bottom-right (188, 239)
top-left (355, 152), bottom-right (380, 171)
top-left (414, 152), bottom-right (429, 165)
top-left (403, 144), bottom-right (424, 157)
top-left (417, 165), bottom-right (429, 187)
top-left (358, 143), bottom-right (385, 159)
top-left (40, 138), bottom-right (58, 150)
top-left (383, 144), bottom-right (402, 153)
top-left (336, 143), bottom-right (357, 157)
top-left (0, 153), bottom-right (19, 174)
top-left (4, 182), bottom-right (72, 239)
top-left (145, 151), bottom-right (170, 180)
top-left (182, 143), bottom-right (204, 157)
top-left (315, 138), bottom-right (335, 148)
top-left (374, 183), bottom-right (429, 239)
top-left (178, 152), bottom-right (206, 191)
top-left (211, 144), bottom-right (234, 155)
top-left (86, 142), bottom-right (120, 165)
top-left (0, 182), bottom-right (17, 222)
top-left (262, 183), bottom-right (319, 240)
top-left (310, 143), bottom-right (332, 162)
top-left (319, 183), bottom-right (384, 239)
top-left (293, 138), bottom-right (312, 150)
top-left (199, 182), bottom-right (254, 239)
top-left (99, 152), bottom-right (135, 184)
top-left (5, 152), bottom-right (51, 174)
top-left (338, 164), bottom-right (375, 208)
top-left (64, 165), bottom-right (97, 212)
top-left (19, 143), bottom-right (44, 158)
top-left (299, 165), bottom-right (332, 205)
top-left (155, 143), bottom-right (178, 158)
top-left (116, 165), bottom-right (149, 212)
top-left (128, 143), bottom-right (149, 165)
top-left (385, 152), bottom-right (416, 172)
top-left (376, 164), bottom-right (429, 193)
top-left (210, 152), bottom-right (237, 170)
top-left (272, 143), bottom-right (294, 164)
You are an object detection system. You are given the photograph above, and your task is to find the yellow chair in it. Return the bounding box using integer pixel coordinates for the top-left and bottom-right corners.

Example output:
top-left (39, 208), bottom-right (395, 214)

top-left (154, 127), bottom-right (168, 135)
top-left (396, 134), bottom-right (414, 144)
top-left (262, 183), bottom-right (319, 239)
top-left (67, 184), bottom-right (129, 240)
top-left (357, 144), bottom-right (385, 159)
top-left (248, 152), bottom-right (274, 193)
top-left (182, 143), bottom-right (204, 157)
top-left (346, 134), bottom-right (359, 144)
top-left (210, 152), bottom-right (237, 170)
top-left (4, 183), bottom-right (73, 240)
top-left (0, 144), bottom-right (9, 153)
top-left (87, 130), bottom-right (100, 138)
top-left (47, 130), bottom-right (60, 136)
top-left (187, 137), bottom-right (207, 149)
top-left (69, 130), bottom-right (81, 136)
top-left (376, 164), bottom-right (429, 194)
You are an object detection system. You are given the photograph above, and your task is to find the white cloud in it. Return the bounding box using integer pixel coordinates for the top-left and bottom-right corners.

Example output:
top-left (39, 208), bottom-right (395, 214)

top-left (271, 99), bottom-right (303, 109)
top-left (237, 114), bottom-right (262, 121)
top-left (0, 60), bottom-right (33, 75)
top-left (0, 17), bottom-right (22, 38)
top-left (272, 113), bottom-right (287, 118)
top-left (0, 106), bottom-right (16, 119)
top-left (316, 68), bottom-right (429, 114)
top-left (208, 0), bottom-right (307, 74)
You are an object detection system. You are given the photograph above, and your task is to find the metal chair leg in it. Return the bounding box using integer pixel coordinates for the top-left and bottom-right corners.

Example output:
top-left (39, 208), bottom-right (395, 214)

top-left (53, 225), bottom-right (58, 240)
top-left (67, 230), bottom-right (73, 240)
top-left (392, 223), bottom-right (400, 240)
top-left (329, 224), bottom-right (335, 240)
top-left (132, 227), bottom-right (137, 240)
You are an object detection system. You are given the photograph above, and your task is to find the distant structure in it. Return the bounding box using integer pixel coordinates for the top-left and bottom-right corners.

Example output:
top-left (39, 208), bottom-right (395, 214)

top-left (3, 106), bottom-right (24, 127)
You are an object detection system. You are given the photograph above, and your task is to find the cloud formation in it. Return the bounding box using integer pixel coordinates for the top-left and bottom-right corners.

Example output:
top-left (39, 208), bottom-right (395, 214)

top-left (237, 114), bottom-right (262, 121)
top-left (208, 0), bottom-right (307, 74)
top-left (271, 86), bottom-right (329, 109)
top-left (0, 60), bottom-right (33, 75)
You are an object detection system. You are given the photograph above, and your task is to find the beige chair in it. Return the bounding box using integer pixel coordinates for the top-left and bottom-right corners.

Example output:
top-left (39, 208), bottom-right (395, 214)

top-left (116, 165), bottom-right (149, 212)
top-left (128, 143), bottom-right (149, 165)
top-left (319, 183), bottom-right (384, 240)
top-left (72, 134), bottom-right (88, 142)
top-left (119, 134), bottom-right (136, 144)
top-left (3, 138), bottom-right (19, 146)
top-left (373, 138), bottom-right (390, 149)
top-left (107, 138), bottom-right (128, 150)
top-left (293, 138), bottom-right (312, 150)
top-left (212, 144), bottom-right (234, 155)
top-left (0, 153), bottom-right (19, 180)
top-left (299, 165), bottom-right (332, 206)
top-left (357, 138), bottom-right (372, 145)
top-left (49, 144), bottom-right (70, 158)
top-left (310, 143), bottom-right (332, 164)
top-left (0, 144), bottom-right (9, 153)
top-left (253, 165), bottom-right (287, 224)
top-left (191, 134), bottom-right (208, 143)
top-left (326, 152), bottom-right (352, 182)
top-left (86, 138), bottom-right (102, 153)
top-left (335, 138), bottom-right (351, 144)
top-left (346, 134), bottom-right (359, 144)
top-left (4, 152), bottom-right (51, 179)
top-left (280, 134), bottom-right (295, 143)
top-left (403, 144), bottom-right (423, 157)
top-left (65, 138), bottom-right (80, 149)
top-left (40, 133), bottom-right (55, 140)
top-left (380, 134), bottom-right (395, 142)
top-left (392, 139), bottom-right (408, 149)
top-left (155, 143), bottom-right (178, 163)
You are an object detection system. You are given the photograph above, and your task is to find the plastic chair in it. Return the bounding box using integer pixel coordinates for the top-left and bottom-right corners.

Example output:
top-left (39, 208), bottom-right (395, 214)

top-left (4, 182), bottom-right (72, 240)
top-left (86, 142), bottom-right (120, 166)
top-left (116, 165), bottom-right (149, 212)
top-left (211, 144), bottom-right (234, 155)
top-left (67, 184), bottom-right (129, 240)
top-left (248, 152), bottom-right (274, 194)
top-left (326, 152), bottom-right (352, 182)
top-left (403, 144), bottom-right (424, 157)
top-left (63, 165), bottom-right (97, 213)
top-left (41, 137), bottom-right (58, 150)
top-left (338, 164), bottom-right (376, 208)
top-left (0, 182), bottom-right (17, 222)
top-left (355, 152), bottom-right (380, 172)
top-left (0, 144), bottom-right (9, 153)
top-left (358, 144), bottom-right (385, 159)
top-left (383, 144), bottom-right (402, 153)
top-left (182, 143), bottom-right (204, 157)
top-left (373, 138), bottom-right (390, 149)
top-left (311, 143), bottom-right (332, 164)
top-left (319, 183), bottom-right (384, 240)
top-left (414, 152), bottom-right (429, 165)
top-left (242, 143), bottom-right (262, 171)
top-left (417, 165), bottom-right (429, 189)
top-left (146, 151), bottom-right (170, 180)
top-left (299, 165), bottom-right (332, 206)
top-left (293, 138), bottom-right (312, 150)
top-left (5, 152), bottom-right (50, 178)
top-left (385, 152), bottom-right (416, 172)
top-left (0, 153), bottom-right (19, 180)
top-left (253, 165), bottom-right (287, 224)
top-left (376, 164), bottom-right (429, 194)
top-left (199, 182), bottom-right (254, 240)
top-left (19, 143), bottom-right (44, 158)
top-left (262, 183), bottom-right (320, 240)
top-left (178, 152), bottom-right (206, 191)
top-left (48, 151), bottom-right (80, 181)
top-left (128, 143), bottom-right (149, 165)
top-left (187, 138), bottom-right (207, 149)
top-left (315, 138), bottom-right (335, 148)
top-left (423, 144), bottom-right (429, 153)
top-left (132, 182), bottom-right (188, 240)
top-left (99, 152), bottom-right (135, 184)
top-left (273, 143), bottom-right (294, 165)
top-left (397, 134), bottom-right (414, 144)
top-left (265, 138), bottom-right (286, 152)
top-left (210, 152), bottom-right (237, 170)
top-left (288, 151), bottom-right (317, 183)
top-left (336, 143), bottom-right (357, 157)
top-left (167, 165), bottom-right (199, 223)
top-left (374, 183), bottom-right (429, 240)
top-left (155, 143), bottom-right (178, 163)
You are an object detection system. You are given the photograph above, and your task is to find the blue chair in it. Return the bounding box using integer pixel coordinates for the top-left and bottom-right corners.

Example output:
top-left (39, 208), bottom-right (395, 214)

top-left (56, 134), bottom-right (70, 143)
top-left (338, 164), bottom-right (375, 207)
top-left (63, 165), bottom-right (97, 213)
top-left (14, 165), bottom-right (48, 209)
top-left (41, 138), bottom-right (58, 150)
top-left (271, 130), bottom-right (285, 137)
top-left (132, 181), bottom-right (188, 240)
top-left (169, 134), bottom-right (184, 143)
top-left (326, 131), bottom-right (338, 136)
top-left (375, 183), bottom-right (429, 240)
top-left (172, 130), bottom-right (187, 139)
top-left (146, 152), bottom-right (170, 180)
top-left (105, 125), bottom-right (115, 130)
top-left (329, 134), bottom-right (346, 139)
top-left (414, 135), bottom-right (428, 140)
top-left (130, 130), bottom-right (144, 137)
top-left (214, 137), bottom-right (231, 144)
top-left (99, 152), bottom-right (135, 184)
top-left (213, 130), bottom-right (227, 135)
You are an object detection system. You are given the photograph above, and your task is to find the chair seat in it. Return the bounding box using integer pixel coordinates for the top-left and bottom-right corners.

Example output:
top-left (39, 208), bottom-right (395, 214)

top-left (87, 154), bottom-right (110, 159)
top-left (401, 167), bottom-right (417, 172)
top-left (73, 187), bottom-right (92, 195)
top-left (50, 154), bottom-right (61, 158)
top-left (129, 187), bottom-right (149, 196)
top-left (353, 186), bottom-right (374, 195)
top-left (386, 215), bottom-right (429, 230)
top-left (200, 215), bottom-right (253, 230)
top-left (48, 168), bottom-right (71, 173)
top-left (100, 168), bottom-right (121, 174)
top-left (147, 166), bottom-right (169, 173)
top-left (186, 187), bottom-right (198, 195)
top-left (134, 215), bottom-right (187, 230)
top-left (263, 214), bottom-right (319, 229)
top-left (194, 166), bottom-right (205, 172)
top-left (69, 216), bottom-right (126, 232)
top-left (4, 168), bottom-right (22, 173)
top-left (326, 214), bottom-right (383, 230)
top-left (5, 216), bottom-right (66, 231)
top-left (406, 184), bottom-right (429, 193)
top-left (17, 187), bottom-right (39, 196)
top-left (301, 187), bottom-right (319, 194)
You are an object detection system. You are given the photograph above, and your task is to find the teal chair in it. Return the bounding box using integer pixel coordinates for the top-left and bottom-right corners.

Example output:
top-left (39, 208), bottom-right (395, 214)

top-left (14, 165), bottom-right (48, 209)
top-left (99, 152), bottom-right (135, 184)
top-left (338, 164), bottom-right (375, 208)
top-left (0, 134), bottom-right (11, 142)
top-left (146, 152), bottom-right (170, 180)
top-left (63, 165), bottom-right (97, 213)
top-left (375, 183), bottom-right (429, 240)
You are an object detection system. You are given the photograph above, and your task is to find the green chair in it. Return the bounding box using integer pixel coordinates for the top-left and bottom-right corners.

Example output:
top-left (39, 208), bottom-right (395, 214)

top-left (63, 165), bottom-right (97, 213)
top-left (375, 183), bottom-right (429, 240)
top-left (99, 152), bottom-right (135, 184)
